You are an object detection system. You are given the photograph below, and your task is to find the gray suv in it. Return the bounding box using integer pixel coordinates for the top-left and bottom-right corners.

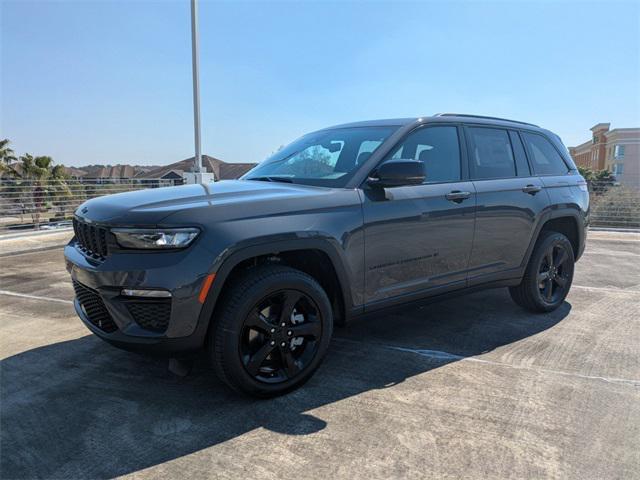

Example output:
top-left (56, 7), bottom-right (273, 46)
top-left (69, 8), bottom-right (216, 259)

top-left (65, 114), bottom-right (589, 397)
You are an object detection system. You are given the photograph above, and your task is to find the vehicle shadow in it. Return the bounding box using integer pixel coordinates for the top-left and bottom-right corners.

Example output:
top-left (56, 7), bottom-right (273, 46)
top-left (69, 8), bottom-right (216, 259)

top-left (0, 289), bottom-right (570, 479)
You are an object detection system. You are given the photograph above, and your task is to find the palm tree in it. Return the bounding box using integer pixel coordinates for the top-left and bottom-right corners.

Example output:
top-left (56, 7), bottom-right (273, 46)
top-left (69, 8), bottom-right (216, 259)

top-left (0, 139), bottom-right (17, 165)
top-left (0, 139), bottom-right (17, 176)
top-left (12, 154), bottom-right (70, 228)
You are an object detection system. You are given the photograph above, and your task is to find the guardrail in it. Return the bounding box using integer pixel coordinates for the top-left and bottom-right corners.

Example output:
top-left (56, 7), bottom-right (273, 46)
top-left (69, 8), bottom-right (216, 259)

top-left (0, 177), bottom-right (638, 234)
top-left (0, 178), bottom-right (182, 233)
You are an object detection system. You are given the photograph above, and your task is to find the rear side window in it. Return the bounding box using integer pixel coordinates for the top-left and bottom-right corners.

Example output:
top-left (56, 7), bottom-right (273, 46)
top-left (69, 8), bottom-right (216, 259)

top-left (467, 127), bottom-right (516, 179)
top-left (388, 126), bottom-right (460, 183)
top-left (521, 132), bottom-right (569, 175)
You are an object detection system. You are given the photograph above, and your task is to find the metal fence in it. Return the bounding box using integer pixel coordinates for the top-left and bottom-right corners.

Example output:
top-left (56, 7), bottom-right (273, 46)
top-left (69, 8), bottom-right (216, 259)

top-left (588, 180), bottom-right (640, 229)
top-left (0, 178), bottom-right (182, 233)
top-left (0, 177), bottom-right (639, 234)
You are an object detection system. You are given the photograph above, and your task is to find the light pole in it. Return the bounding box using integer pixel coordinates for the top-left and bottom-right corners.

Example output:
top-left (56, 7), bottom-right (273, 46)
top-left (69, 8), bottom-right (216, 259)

top-left (185, 0), bottom-right (214, 184)
top-left (190, 0), bottom-right (202, 174)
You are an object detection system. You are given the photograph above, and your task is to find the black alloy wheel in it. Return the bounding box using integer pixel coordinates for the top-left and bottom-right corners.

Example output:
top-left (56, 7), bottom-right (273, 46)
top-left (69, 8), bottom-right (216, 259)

top-left (211, 265), bottom-right (333, 397)
top-left (509, 231), bottom-right (575, 313)
top-left (537, 243), bottom-right (571, 304)
top-left (240, 289), bottom-right (322, 383)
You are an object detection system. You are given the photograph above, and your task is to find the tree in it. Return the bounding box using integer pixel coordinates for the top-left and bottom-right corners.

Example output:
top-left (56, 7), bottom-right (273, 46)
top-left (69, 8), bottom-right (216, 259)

top-left (0, 139), bottom-right (17, 165)
top-left (577, 166), bottom-right (616, 194)
top-left (12, 154), bottom-right (70, 228)
top-left (0, 139), bottom-right (17, 176)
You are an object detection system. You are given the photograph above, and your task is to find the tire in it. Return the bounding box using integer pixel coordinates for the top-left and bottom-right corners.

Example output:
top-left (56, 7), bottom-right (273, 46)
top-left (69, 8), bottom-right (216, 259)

top-left (210, 264), bottom-right (333, 398)
top-left (509, 231), bottom-right (575, 313)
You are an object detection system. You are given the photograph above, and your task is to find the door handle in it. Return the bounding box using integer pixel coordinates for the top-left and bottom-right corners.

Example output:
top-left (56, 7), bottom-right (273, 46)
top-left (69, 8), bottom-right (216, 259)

top-left (445, 190), bottom-right (471, 203)
top-left (522, 184), bottom-right (542, 195)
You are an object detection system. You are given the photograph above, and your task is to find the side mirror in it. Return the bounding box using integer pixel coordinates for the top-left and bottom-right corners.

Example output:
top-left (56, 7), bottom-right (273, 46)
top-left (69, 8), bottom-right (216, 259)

top-left (367, 159), bottom-right (425, 188)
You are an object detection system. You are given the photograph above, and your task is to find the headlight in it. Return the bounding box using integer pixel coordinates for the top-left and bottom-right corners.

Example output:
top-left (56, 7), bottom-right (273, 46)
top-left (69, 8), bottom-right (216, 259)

top-left (112, 228), bottom-right (200, 249)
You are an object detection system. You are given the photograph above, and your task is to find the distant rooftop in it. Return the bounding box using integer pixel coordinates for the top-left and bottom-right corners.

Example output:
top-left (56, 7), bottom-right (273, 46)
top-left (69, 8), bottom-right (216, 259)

top-left (140, 155), bottom-right (256, 180)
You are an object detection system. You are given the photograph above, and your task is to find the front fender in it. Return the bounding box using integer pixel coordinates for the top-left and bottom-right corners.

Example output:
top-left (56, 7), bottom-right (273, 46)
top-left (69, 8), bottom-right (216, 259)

top-left (194, 233), bottom-right (360, 345)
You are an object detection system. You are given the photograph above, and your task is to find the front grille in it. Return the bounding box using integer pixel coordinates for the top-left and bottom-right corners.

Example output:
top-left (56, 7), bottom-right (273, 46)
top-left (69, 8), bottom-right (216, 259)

top-left (126, 301), bottom-right (171, 333)
top-left (72, 280), bottom-right (118, 333)
top-left (73, 218), bottom-right (109, 259)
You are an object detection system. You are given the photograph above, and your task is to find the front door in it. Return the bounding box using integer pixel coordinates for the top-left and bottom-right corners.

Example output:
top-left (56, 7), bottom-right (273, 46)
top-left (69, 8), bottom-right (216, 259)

top-left (361, 125), bottom-right (476, 306)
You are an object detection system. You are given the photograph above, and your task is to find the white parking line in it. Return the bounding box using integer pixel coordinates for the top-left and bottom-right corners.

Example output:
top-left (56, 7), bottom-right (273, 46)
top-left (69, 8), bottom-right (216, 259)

top-left (571, 285), bottom-right (640, 294)
top-left (585, 249), bottom-right (640, 258)
top-left (334, 338), bottom-right (640, 387)
top-left (388, 346), bottom-right (640, 387)
top-left (0, 290), bottom-right (73, 305)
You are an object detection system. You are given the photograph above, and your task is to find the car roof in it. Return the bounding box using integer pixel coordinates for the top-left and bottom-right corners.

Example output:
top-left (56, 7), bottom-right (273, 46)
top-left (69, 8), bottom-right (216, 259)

top-left (322, 118), bottom-right (417, 129)
top-left (323, 114), bottom-right (544, 132)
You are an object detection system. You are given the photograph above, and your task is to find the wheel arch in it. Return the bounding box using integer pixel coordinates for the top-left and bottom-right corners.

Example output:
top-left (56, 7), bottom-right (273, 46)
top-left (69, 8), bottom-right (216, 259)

top-left (539, 216), bottom-right (580, 259)
top-left (196, 236), bottom-right (356, 346)
top-left (522, 208), bottom-right (586, 270)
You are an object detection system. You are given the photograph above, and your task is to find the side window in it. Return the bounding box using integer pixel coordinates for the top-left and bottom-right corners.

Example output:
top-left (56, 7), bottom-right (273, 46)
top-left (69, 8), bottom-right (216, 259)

top-left (387, 126), bottom-right (460, 183)
top-left (468, 127), bottom-right (516, 179)
top-left (509, 131), bottom-right (531, 177)
top-left (521, 132), bottom-right (569, 175)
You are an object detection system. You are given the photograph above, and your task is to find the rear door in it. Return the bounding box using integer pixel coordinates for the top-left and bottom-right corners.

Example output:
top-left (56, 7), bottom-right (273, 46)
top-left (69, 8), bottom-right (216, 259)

top-left (361, 124), bottom-right (476, 306)
top-left (465, 126), bottom-right (549, 284)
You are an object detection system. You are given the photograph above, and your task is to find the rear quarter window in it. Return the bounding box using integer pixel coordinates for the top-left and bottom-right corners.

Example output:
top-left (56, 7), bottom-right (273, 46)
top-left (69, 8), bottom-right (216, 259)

top-left (521, 132), bottom-right (569, 176)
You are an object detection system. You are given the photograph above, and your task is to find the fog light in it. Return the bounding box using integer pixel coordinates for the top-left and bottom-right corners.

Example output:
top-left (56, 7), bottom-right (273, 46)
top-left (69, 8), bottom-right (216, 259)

top-left (121, 289), bottom-right (172, 298)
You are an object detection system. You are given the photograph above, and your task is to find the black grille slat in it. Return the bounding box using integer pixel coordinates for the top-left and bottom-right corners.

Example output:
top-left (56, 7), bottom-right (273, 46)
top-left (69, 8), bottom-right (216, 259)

top-left (98, 229), bottom-right (108, 254)
top-left (72, 281), bottom-right (117, 333)
top-left (73, 218), bottom-right (108, 259)
top-left (126, 302), bottom-right (171, 333)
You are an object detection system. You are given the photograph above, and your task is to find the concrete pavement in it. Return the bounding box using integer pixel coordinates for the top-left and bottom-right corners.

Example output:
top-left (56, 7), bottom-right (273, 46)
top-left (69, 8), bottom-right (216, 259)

top-left (0, 232), bottom-right (638, 479)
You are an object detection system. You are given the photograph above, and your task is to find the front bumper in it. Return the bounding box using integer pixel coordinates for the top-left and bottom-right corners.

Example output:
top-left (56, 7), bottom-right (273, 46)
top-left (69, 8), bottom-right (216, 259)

top-left (65, 239), bottom-right (214, 354)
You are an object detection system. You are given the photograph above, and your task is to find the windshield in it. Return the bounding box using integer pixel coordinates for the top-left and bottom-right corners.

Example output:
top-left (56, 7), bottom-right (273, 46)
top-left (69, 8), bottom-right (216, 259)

top-left (242, 126), bottom-right (399, 187)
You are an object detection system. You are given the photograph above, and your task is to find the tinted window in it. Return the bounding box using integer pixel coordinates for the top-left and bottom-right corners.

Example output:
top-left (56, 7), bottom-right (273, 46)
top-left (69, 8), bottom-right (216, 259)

top-left (244, 126), bottom-right (398, 187)
top-left (468, 127), bottom-right (516, 179)
top-left (388, 126), bottom-right (460, 183)
top-left (522, 132), bottom-right (568, 175)
top-left (509, 130), bottom-right (531, 176)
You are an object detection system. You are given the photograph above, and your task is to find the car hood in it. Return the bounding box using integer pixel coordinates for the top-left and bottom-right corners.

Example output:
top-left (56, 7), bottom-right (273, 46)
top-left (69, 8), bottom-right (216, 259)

top-left (75, 180), bottom-right (355, 226)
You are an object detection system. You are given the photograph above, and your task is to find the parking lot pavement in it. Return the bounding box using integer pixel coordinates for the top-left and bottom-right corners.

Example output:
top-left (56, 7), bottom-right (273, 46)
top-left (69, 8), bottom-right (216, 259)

top-left (1, 232), bottom-right (638, 479)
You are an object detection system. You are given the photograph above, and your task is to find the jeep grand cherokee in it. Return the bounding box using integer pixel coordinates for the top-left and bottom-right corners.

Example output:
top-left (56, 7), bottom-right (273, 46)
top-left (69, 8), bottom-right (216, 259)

top-left (65, 114), bottom-right (588, 397)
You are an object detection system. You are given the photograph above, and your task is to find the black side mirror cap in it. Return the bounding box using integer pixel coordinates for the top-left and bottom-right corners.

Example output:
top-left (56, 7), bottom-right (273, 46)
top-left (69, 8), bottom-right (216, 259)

top-left (367, 159), bottom-right (425, 188)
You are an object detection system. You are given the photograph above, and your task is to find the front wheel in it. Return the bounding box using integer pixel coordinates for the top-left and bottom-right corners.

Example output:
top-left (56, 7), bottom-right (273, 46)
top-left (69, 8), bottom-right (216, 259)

top-left (509, 231), bottom-right (575, 313)
top-left (211, 265), bottom-right (333, 398)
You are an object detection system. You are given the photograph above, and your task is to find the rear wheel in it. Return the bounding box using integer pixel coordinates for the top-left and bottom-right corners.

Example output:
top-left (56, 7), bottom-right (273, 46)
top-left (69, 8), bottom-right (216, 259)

top-left (211, 265), bottom-right (333, 398)
top-left (509, 231), bottom-right (575, 313)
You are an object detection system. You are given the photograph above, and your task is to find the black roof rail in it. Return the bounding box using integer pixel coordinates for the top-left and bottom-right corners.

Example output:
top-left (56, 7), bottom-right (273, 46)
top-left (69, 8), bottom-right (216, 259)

top-left (433, 113), bottom-right (539, 128)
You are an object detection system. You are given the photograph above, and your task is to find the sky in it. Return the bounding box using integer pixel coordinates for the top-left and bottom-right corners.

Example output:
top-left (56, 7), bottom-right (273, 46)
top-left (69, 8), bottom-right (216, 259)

top-left (1, 0), bottom-right (639, 167)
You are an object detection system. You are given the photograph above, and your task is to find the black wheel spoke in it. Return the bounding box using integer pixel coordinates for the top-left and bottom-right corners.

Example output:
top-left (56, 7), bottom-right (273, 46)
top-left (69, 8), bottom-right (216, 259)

top-left (246, 342), bottom-right (275, 376)
top-left (555, 275), bottom-right (568, 288)
top-left (537, 271), bottom-right (550, 283)
top-left (543, 279), bottom-right (553, 301)
top-left (245, 311), bottom-right (273, 333)
top-left (554, 248), bottom-right (569, 267)
top-left (278, 291), bottom-right (302, 325)
top-left (280, 348), bottom-right (300, 378)
top-left (289, 321), bottom-right (321, 339)
top-left (545, 250), bottom-right (554, 268)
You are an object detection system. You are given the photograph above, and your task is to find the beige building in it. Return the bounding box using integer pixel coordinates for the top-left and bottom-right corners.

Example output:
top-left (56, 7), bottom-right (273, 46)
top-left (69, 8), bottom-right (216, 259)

top-left (569, 123), bottom-right (639, 189)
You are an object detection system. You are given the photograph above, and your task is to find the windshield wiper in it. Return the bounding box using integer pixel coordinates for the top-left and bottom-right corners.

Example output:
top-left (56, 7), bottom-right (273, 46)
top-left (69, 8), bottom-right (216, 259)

top-left (247, 176), bottom-right (294, 183)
